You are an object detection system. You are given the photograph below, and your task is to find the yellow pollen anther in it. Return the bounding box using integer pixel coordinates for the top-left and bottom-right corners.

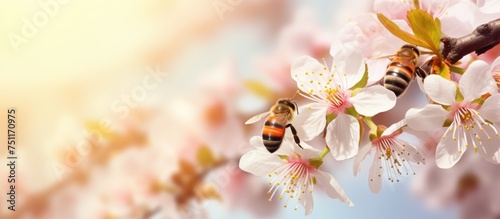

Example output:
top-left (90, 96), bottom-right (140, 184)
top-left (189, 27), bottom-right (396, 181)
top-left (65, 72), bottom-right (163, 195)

top-left (268, 199), bottom-right (272, 202)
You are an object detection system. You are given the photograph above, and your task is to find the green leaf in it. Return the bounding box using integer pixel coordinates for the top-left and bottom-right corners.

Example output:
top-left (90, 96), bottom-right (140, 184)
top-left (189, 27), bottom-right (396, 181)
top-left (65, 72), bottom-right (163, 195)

top-left (326, 113), bottom-right (337, 124)
top-left (407, 9), bottom-right (442, 53)
top-left (433, 61), bottom-right (451, 80)
top-left (455, 85), bottom-right (464, 102)
top-left (450, 65), bottom-right (466, 75)
top-left (443, 118), bottom-right (452, 127)
top-left (350, 63), bottom-right (369, 90)
top-left (345, 106), bottom-right (359, 118)
top-left (309, 157), bottom-right (323, 169)
top-left (377, 13), bottom-right (428, 48)
top-left (471, 97), bottom-right (485, 105)
top-left (196, 145), bottom-right (217, 168)
top-left (244, 80), bottom-right (274, 100)
top-left (278, 155), bottom-right (288, 160)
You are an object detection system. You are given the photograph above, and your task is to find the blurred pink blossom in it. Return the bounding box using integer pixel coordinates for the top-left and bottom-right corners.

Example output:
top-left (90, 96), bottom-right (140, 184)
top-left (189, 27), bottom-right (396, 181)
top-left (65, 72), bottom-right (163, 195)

top-left (258, 9), bottom-right (333, 92)
top-left (373, 0), bottom-right (477, 37)
top-left (331, 13), bottom-right (409, 85)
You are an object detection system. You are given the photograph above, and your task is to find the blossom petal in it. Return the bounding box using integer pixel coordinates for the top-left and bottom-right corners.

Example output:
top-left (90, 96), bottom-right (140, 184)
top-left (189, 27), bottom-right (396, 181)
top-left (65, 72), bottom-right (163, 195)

top-left (299, 186), bottom-right (314, 215)
top-left (366, 59), bottom-right (390, 85)
top-left (405, 105), bottom-right (448, 131)
top-left (291, 56), bottom-right (331, 96)
top-left (291, 103), bottom-right (328, 141)
top-left (350, 85), bottom-right (397, 116)
top-left (435, 129), bottom-right (466, 169)
top-left (460, 60), bottom-right (498, 101)
top-left (331, 42), bottom-right (365, 89)
top-left (353, 142), bottom-right (372, 176)
top-left (478, 94), bottom-right (500, 123)
top-left (477, 0), bottom-right (500, 14)
top-left (476, 124), bottom-right (500, 164)
top-left (239, 149), bottom-right (284, 176)
top-left (326, 113), bottom-right (360, 160)
top-left (315, 170), bottom-right (354, 206)
top-left (399, 142), bottom-right (425, 164)
top-left (424, 75), bottom-right (457, 105)
top-left (368, 151), bottom-right (382, 193)
top-left (293, 141), bottom-right (321, 159)
top-left (382, 119), bottom-right (407, 136)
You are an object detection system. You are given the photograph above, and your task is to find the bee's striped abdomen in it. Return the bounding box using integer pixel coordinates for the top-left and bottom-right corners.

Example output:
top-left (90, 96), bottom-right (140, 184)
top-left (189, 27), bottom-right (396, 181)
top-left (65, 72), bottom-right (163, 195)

top-left (262, 118), bottom-right (286, 153)
top-left (384, 60), bottom-right (415, 97)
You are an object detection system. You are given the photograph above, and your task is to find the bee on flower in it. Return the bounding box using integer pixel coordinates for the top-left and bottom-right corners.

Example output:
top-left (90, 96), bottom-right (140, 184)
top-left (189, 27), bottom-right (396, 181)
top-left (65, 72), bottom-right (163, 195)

top-left (291, 42), bottom-right (397, 160)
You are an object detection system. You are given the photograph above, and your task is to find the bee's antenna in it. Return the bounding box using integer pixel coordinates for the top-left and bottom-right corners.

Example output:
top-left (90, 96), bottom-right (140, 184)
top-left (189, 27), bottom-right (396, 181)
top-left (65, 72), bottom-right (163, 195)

top-left (291, 90), bottom-right (300, 100)
top-left (291, 90), bottom-right (300, 114)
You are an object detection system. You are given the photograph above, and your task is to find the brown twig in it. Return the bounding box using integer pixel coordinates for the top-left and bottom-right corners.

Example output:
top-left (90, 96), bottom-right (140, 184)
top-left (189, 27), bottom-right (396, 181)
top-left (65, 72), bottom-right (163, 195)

top-left (441, 18), bottom-right (500, 64)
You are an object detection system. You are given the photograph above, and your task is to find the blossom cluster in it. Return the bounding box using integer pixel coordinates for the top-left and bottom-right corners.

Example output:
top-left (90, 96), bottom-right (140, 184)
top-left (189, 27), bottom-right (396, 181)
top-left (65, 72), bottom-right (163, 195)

top-left (9, 0), bottom-right (500, 219)
top-left (239, 0), bottom-right (500, 216)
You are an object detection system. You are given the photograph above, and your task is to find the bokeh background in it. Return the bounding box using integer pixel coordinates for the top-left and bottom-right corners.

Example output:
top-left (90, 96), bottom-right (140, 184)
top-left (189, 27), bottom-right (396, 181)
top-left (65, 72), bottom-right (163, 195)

top-left (1, 0), bottom-right (498, 218)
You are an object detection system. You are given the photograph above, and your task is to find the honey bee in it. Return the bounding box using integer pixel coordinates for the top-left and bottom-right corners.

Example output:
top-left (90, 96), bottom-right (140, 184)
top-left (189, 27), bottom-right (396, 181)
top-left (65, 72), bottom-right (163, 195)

top-left (383, 44), bottom-right (427, 97)
top-left (245, 97), bottom-right (302, 153)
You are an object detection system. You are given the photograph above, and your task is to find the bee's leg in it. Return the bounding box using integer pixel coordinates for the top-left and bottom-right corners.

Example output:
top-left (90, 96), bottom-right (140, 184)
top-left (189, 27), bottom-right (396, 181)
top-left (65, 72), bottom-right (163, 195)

top-left (416, 56), bottom-right (435, 80)
top-left (415, 66), bottom-right (428, 79)
top-left (286, 124), bottom-right (302, 149)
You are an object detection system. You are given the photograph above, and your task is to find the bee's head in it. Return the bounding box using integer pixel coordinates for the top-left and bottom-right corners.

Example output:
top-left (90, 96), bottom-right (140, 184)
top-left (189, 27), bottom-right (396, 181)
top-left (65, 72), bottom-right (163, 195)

top-left (277, 98), bottom-right (298, 114)
top-left (401, 44), bottom-right (420, 56)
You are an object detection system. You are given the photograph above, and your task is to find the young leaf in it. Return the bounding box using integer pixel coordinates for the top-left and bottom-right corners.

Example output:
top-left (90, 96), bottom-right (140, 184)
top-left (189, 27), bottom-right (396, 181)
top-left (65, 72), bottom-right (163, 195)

top-left (433, 60), bottom-right (451, 80)
top-left (450, 65), bottom-right (466, 75)
top-left (407, 9), bottom-right (441, 53)
top-left (377, 13), bottom-right (429, 48)
top-left (350, 63), bottom-right (368, 90)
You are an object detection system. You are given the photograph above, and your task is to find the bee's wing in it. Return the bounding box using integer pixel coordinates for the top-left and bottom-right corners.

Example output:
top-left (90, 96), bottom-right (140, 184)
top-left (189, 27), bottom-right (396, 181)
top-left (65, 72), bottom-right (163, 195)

top-left (371, 54), bottom-right (394, 60)
top-left (245, 112), bottom-right (270, 124)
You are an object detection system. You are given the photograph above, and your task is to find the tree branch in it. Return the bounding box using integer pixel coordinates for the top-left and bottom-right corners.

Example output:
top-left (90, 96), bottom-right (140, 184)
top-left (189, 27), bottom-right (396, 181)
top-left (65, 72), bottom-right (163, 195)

top-left (441, 18), bottom-right (500, 64)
